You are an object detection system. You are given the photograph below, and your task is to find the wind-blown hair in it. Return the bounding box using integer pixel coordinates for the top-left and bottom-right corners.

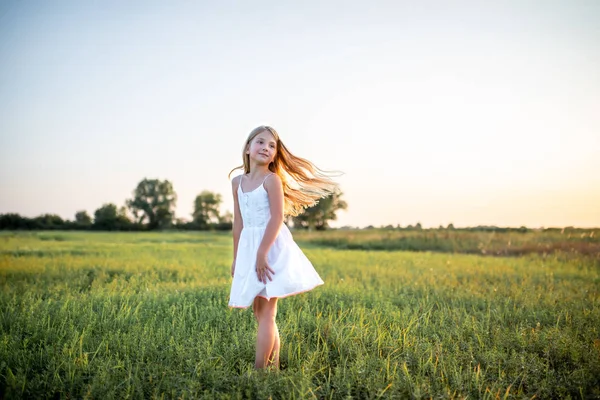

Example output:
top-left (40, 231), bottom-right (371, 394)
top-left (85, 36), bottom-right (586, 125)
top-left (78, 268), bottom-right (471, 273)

top-left (229, 125), bottom-right (339, 216)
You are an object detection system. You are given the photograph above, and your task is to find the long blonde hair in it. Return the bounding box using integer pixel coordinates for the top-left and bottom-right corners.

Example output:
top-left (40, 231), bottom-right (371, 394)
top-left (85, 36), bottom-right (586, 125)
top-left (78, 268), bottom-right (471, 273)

top-left (229, 125), bottom-right (339, 216)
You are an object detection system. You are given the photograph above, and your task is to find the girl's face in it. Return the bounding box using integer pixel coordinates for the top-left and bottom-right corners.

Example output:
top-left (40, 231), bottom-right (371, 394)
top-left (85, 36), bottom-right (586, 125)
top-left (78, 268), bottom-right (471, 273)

top-left (247, 130), bottom-right (277, 166)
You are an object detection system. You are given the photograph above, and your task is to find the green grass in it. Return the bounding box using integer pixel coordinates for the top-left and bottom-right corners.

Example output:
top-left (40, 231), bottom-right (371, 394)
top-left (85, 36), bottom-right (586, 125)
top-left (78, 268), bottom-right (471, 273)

top-left (1, 231), bottom-right (599, 399)
top-left (293, 228), bottom-right (600, 256)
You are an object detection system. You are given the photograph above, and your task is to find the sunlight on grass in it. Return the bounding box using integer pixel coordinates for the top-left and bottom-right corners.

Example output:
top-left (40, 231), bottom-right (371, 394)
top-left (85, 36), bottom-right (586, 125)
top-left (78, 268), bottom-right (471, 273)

top-left (1, 231), bottom-right (598, 398)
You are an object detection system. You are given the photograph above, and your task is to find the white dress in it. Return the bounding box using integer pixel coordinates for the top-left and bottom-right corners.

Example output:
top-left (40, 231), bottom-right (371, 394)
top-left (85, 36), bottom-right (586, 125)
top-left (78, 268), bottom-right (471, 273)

top-left (228, 174), bottom-right (324, 308)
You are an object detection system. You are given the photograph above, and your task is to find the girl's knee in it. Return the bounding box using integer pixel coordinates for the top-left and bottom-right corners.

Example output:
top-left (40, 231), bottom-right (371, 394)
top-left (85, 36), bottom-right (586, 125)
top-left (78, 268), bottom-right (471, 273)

top-left (263, 300), bottom-right (278, 320)
top-left (256, 298), bottom-right (278, 321)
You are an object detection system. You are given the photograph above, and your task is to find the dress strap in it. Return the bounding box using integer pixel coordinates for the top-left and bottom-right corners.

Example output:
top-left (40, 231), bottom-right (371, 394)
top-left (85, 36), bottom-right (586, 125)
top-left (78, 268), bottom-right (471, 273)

top-left (262, 173), bottom-right (274, 185)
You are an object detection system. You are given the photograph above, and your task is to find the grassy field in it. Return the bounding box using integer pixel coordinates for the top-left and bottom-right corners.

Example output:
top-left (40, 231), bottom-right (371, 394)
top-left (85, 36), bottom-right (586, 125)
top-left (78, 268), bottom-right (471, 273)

top-left (293, 228), bottom-right (600, 256)
top-left (1, 230), bottom-right (599, 399)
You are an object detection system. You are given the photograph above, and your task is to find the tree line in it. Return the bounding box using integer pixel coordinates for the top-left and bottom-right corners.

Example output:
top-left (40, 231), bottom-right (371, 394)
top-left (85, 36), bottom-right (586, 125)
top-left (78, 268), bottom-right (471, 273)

top-left (0, 178), bottom-right (347, 231)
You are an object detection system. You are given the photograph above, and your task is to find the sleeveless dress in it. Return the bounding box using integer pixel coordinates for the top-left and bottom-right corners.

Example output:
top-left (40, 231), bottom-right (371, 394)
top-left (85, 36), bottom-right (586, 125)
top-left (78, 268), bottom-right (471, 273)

top-left (228, 174), bottom-right (324, 308)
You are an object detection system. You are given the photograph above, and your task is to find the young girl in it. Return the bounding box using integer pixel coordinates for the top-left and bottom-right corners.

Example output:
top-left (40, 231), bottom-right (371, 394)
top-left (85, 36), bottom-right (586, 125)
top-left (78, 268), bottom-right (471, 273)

top-left (228, 125), bottom-right (338, 369)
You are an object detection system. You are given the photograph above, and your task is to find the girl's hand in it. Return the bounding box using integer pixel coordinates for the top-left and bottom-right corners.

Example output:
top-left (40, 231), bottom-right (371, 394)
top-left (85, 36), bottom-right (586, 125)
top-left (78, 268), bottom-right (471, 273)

top-left (255, 253), bottom-right (275, 284)
top-left (231, 261), bottom-right (236, 278)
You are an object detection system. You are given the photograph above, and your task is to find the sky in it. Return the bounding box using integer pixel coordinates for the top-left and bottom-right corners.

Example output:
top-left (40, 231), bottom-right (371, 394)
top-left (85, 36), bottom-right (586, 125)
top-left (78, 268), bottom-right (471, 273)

top-left (1, 0), bottom-right (599, 228)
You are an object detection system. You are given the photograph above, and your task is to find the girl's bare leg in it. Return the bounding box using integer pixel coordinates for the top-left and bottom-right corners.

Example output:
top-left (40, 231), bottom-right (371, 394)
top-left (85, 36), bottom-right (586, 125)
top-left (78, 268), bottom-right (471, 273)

top-left (253, 297), bottom-right (278, 369)
top-left (267, 324), bottom-right (280, 369)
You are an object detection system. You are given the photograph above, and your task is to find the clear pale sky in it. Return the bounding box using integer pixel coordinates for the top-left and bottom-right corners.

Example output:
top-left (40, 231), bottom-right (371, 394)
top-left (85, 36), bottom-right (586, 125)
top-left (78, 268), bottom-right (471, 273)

top-left (1, 0), bottom-right (599, 228)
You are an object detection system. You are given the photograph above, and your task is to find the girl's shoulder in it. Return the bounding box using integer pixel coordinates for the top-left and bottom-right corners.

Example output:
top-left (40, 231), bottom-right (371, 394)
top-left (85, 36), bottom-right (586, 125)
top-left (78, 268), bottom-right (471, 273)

top-left (231, 174), bottom-right (243, 190)
top-left (263, 172), bottom-right (282, 191)
top-left (264, 172), bottom-right (280, 182)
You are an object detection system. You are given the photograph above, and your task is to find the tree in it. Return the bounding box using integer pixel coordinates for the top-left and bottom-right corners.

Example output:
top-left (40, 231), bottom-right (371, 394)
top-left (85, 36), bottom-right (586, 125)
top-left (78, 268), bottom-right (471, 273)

top-left (192, 191), bottom-right (223, 228)
top-left (93, 204), bottom-right (119, 230)
top-left (74, 210), bottom-right (92, 227)
top-left (216, 210), bottom-right (233, 231)
top-left (127, 178), bottom-right (177, 230)
top-left (0, 213), bottom-right (35, 230)
top-left (291, 189), bottom-right (347, 231)
top-left (219, 211), bottom-right (233, 224)
top-left (116, 206), bottom-right (134, 230)
top-left (33, 214), bottom-right (65, 230)
top-left (93, 203), bottom-right (133, 230)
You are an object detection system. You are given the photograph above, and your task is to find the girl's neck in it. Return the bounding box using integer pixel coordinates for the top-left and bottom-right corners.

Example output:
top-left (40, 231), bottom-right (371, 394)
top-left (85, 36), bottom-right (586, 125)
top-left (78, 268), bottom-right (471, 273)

top-left (247, 164), bottom-right (271, 179)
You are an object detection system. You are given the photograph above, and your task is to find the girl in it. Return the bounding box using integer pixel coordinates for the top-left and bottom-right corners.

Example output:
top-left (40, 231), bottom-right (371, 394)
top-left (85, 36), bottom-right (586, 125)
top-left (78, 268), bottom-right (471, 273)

top-left (228, 125), bottom-right (338, 369)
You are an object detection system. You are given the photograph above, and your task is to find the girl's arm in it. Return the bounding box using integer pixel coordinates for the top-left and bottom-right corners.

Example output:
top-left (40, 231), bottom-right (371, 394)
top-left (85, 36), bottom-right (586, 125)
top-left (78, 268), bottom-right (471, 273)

top-left (255, 174), bottom-right (284, 282)
top-left (231, 176), bottom-right (243, 275)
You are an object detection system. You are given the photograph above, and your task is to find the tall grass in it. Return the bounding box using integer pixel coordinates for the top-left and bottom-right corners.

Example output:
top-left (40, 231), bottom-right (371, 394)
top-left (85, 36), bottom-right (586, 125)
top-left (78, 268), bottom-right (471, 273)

top-left (293, 228), bottom-right (600, 256)
top-left (1, 231), bottom-right (599, 398)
